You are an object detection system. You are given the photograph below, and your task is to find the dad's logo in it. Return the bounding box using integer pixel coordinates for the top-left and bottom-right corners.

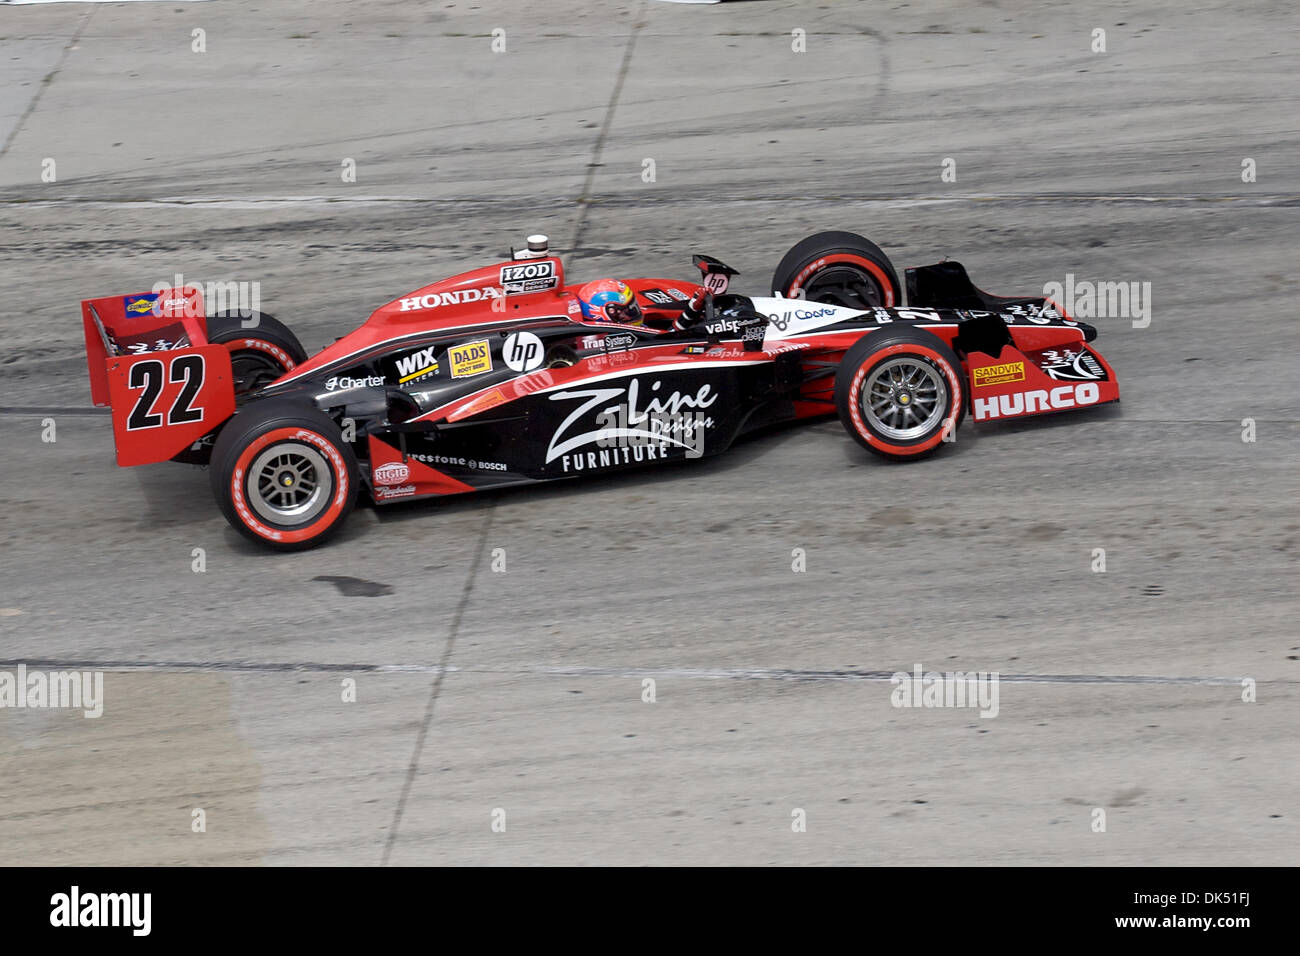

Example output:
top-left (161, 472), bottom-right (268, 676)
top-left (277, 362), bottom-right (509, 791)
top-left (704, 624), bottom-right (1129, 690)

top-left (502, 331), bottom-right (545, 372)
top-left (449, 339), bottom-right (492, 378)
top-left (373, 462), bottom-right (410, 485)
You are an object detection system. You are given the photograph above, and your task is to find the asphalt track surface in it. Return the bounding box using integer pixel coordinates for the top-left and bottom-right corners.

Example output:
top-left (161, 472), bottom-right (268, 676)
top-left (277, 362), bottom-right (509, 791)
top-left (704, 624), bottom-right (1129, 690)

top-left (0, 0), bottom-right (1297, 865)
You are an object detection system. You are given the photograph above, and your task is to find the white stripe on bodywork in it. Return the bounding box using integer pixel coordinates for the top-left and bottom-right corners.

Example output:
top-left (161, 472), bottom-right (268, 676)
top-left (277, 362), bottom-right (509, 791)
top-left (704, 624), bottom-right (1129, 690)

top-left (268, 315), bottom-right (552, 387)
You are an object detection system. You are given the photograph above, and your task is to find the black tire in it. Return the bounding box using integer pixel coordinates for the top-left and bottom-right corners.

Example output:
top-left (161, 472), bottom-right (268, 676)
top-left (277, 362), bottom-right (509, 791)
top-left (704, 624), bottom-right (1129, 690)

top-left (205, 311), bottom-right (309, 402)
top-left (834, 327), bottom-right (964, 461)
top-left (209, 398), bottom-right (358, 550)
top-left (771, 231), bottom-right (902, 309)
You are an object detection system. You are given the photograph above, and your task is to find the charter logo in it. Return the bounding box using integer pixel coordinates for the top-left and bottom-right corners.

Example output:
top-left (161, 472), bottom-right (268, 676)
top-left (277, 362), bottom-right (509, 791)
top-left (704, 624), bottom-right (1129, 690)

top-left (0, 664), bottom-right (103, 718)
top-left (50, 886), bottom-right (150, 936)
top-left (891, 664), bottom-right (999, 718)
top-left (973, 382), bottom-right (1100, 421)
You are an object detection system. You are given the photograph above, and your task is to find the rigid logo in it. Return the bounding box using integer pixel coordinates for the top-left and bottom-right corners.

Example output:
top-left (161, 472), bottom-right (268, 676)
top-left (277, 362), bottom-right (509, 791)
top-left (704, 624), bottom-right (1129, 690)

top-left (373, 462), bottom-right (410, 485)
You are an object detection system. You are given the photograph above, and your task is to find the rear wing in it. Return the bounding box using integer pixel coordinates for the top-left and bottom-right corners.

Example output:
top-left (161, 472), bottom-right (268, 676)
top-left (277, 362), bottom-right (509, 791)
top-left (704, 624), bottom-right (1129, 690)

top-left (81, 287), bottom-right (235, 466)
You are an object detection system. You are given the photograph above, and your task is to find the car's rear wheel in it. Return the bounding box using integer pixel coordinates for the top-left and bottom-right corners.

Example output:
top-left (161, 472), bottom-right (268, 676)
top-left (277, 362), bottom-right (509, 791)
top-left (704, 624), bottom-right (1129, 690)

top-left (834, 327), bottom-right (964, 460)
top-left (771, 231), bottom-right (902, 309)
top-left (209, 398), bottom-right (357, 550)
top-left (206, 312), bottom-right (308, 403)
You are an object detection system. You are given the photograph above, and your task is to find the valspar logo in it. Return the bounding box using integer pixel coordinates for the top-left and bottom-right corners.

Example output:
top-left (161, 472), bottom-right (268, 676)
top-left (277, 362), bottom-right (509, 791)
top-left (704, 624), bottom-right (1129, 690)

top-left (973, 383), bottom-right (1100, 420)
top-left (398, 287), bottom-right (503, 311)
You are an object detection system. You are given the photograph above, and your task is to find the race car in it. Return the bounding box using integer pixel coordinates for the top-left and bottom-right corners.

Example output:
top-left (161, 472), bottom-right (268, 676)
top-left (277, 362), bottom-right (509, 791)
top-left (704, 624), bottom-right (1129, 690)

top-left (80, 231), bottom-right (1119, 550)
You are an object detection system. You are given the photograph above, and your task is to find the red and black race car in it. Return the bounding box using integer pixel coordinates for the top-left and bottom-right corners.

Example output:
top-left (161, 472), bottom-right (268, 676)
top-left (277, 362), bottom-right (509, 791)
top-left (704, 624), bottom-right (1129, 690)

top-left (81, 231), bottom-right (1119, 550)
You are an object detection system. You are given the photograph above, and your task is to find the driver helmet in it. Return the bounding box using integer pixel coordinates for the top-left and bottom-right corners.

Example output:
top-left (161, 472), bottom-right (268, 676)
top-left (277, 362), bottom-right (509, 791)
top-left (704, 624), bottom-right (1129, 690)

top-left (576, 279), bottom-right (643, 325)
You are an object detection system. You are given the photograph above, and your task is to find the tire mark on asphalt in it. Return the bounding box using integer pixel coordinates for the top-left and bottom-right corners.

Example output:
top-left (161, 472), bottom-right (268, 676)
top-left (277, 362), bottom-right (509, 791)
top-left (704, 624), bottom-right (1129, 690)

top-left (0, 6), bottom-right (95, 159)
top-left (378, 502), bottom-right (495, 866)
top-left (568, 1), bottom-right (646, 257)
top-left (0, 658), bottom-right (1277, 687)
top-left (0, 407), bottom-right (108, 416)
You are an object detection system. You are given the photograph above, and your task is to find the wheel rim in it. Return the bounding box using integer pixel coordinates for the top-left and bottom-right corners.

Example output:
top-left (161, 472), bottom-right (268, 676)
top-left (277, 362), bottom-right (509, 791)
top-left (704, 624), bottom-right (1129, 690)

top-left (802, 265), bottom-right (887, 308)
top-left (247, 443), bottom-right (332, 525)
top-left (862, 357), bottom-right (948, 441)
top-left (231, 351), bottom-right (286, 401)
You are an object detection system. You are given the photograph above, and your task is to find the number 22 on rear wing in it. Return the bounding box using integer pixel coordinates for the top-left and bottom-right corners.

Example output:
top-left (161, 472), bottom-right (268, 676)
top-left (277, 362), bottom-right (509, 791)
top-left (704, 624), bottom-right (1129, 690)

top-left (82, 287), bottom-right (235, 466)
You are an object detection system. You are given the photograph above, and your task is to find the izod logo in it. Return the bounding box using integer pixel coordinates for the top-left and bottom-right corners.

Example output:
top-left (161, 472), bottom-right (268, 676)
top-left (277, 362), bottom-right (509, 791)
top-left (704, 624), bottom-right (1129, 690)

top-left (449, 339), bottom-right (492, 378)
top-left (973, 361), bottom-right (1026, 387)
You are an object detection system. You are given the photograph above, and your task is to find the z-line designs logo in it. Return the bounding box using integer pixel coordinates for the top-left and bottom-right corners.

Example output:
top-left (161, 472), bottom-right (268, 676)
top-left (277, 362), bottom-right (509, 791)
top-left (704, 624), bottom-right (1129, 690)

top-left (973, 361), bottom-right (1026, 387)
top-left (448, 339), bottom-right (492, 378)
top-left (1041, 348), bottom-right (1107, 381)
top-left (546, 379), bottom-right (717, 468)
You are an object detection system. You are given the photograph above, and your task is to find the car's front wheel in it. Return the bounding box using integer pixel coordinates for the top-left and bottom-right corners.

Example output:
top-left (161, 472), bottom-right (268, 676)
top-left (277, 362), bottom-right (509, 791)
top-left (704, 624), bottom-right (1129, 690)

top-left (834, 327), bottom-right (964, 460)
top-left (209, 399), bottom-right (358, 550)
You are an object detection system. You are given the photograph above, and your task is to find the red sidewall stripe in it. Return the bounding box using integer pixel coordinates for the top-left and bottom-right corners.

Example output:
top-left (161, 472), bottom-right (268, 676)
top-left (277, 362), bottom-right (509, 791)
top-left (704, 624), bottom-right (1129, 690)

top-left (847, 343), bottom-right (962, 454)
top-left (789, 253), bottom-right (897, 308)
top-left (229, 426), bottom-right (349, 544)
top-left (222, 336), bottom-right (298, 371)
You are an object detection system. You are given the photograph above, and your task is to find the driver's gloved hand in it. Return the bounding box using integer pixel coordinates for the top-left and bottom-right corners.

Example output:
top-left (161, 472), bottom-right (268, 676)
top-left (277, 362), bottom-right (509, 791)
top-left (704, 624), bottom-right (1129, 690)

top-left (673, 289), bottom-right (710, 331)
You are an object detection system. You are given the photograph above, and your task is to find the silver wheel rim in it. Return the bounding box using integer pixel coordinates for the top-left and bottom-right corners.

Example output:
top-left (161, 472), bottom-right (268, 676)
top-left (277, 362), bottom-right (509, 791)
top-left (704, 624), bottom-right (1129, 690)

top-left (247, 443), bottom-right (332, 525)
top-left (862, 357), bottom-right (948, 441)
